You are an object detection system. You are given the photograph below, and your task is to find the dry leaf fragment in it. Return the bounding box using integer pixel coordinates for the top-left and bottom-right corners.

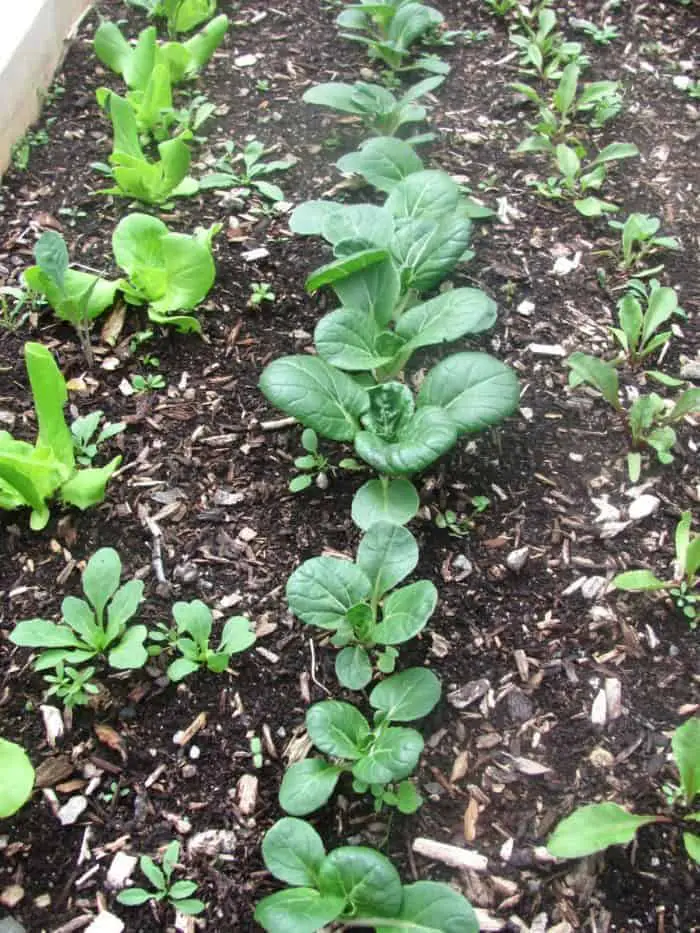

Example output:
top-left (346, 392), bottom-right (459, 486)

top-left (450, 749), bottom-right (469, 784)
top-left (463, 797), bottom-right (479, 842)
top-left (95, 724), bottom-right (127, 762)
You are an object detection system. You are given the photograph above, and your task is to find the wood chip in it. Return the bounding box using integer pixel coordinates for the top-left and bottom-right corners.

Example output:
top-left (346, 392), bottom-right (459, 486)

top-left (413, 837), bottom-right (488, 872)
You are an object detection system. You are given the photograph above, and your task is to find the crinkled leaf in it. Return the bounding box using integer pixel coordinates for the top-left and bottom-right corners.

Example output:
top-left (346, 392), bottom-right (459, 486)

top-left (286, 556), bottom-right (371, 630)
top-left (337, 137), bottom-right (424, 193)
top-left (355, 406), bottom-right (458, 475)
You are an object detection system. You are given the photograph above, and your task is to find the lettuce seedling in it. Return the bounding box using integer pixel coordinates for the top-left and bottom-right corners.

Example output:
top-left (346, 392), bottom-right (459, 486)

top-left (0, 738), bottom-right (35, 819)
top-left (126, 0), bottom-right (217, 37)
top-left (611, 279), bottom-right (684, 366)
top-left (255, 817), bottom-right (479, 933)
top-left (337, 0), bottom-right (447, 72)
top-left (199, 139), bottom-right (294, 202)
top-left (71, 411), bottom-right (125, 466)
top-left (11, 547), bottom-right (148, 672)
top-left (112, 212), bottom-right (220, 332)
top-left (164, 599), bottom-right (256, 682)
top-left (23, 231), bottom-right (120, 362)
top-left (287, 521), bottom-right (437, 688)
top-left (613, 511), bottom-right (698, 626)
top-left (279, 667), bottom-right (440, 815)
top-left (509, 9), bottom-right (587, 79)
top-left (0, 344), bottom-right (121, 530)
top-left (547, 717), bottom-right (700, 864)
top-left (608, 213), bottom-right (681, 273)
top-left (303, 75), bottom-right (444, 139)
top-left (117, 840), bottom-right (205, 915)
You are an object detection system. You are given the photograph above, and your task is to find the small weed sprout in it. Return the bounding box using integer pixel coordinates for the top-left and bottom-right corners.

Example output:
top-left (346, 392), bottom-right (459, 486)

top-left (117, 840), bottom-right (205, 916)
top-left (249, 282), bottom-right (276, 308)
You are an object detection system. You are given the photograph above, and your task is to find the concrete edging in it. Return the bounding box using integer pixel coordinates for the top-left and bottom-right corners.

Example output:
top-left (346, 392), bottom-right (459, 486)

top-left (0, 0), bottom-right (92, 176)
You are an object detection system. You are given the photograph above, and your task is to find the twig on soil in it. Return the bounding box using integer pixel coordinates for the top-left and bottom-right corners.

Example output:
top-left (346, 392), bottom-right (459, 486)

top-left (260, 416), bottom-right (297, 431)
top-left (308, 638), bottom-right (331, 696)
top-left (412, 837), bottom-right (488, 872)
top-left (144, 515), bottom-right (167, 585)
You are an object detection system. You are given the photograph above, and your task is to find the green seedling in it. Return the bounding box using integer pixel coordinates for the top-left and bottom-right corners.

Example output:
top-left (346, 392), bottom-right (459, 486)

top-left (613, 511), bottom-right (699, 625)
top-left (571, 18), bottom-right (619, 45)
top-left (509, 9), bottom-right (588, 79)
top-left (484, 0), bottom-right (519, 16)
top-left (99, 780), bottom-right (130, 804)
top-left (160, 599), bottom-right (256, 682)
top-left (43, 662), bottom-right (100, 708)
top-left (256, 78), bottom-right (271, 92)
top-left (302, 75), bottom-right (444, 139)
top-left (0, 738), bottom-right (35, 819)
top-left (57, 205), bottom-right (88, 227)
top-left (287, 521), bottom-right (438, 689)
top-left (279, 668), bottom-right (441, 816)
top-left (250, 736), bottom-right (263, 768)
top-left (125, 0), bottom-right (217, 37)
top-left (0, 344), bottom-right (121, 530)
top-left (548, 717), bottom-right (700, 863)
top-left (200, 139), bottom-right (294, 202)
top-left (289, 428), bottom-right (329, 493)
top-left (248, 282), bottom-right (276, 308)
top-left (71, 411), bottom-right (125, 466)
top-left (11, 548), bottom-right (147, 673)
top-left (10, 128), bottom-right (50, 172)
top-left (130, 373), bottom-right (166, 393)
top-left (610, 279), bottom-right (684, 366)
top-left (435, 495), bottom-right (490, 536)
top-left (0, 286), bottom-right (33, 331)
top-left (255, 817), bottom-right (478, 933)
top-left (608, 213), bottom-right (681, 273)
top-left (117, 840), bottom-right (205, 916)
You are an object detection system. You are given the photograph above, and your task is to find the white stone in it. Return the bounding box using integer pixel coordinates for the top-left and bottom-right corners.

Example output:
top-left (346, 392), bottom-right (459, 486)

top-left (105, 852), bottom-right (137, 891)
top-left (628, 495), bottom-right (660, 520)
top-left (57, 795), bottom-right (88, 826)
top-left (85, 912), bottom-right (125, 933)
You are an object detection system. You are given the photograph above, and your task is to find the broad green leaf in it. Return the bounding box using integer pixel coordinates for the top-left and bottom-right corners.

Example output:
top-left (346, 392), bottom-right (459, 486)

top-left (352, 726), bottom-right (423, 783)
top-left (556, 144), bottom-right (580, 180)
top-left (259, 356), bottom-right (369, 442)
top-left (554, 64), bottom-right (579, 115)
top-left (337, 137), bottom-right (424, 193)
top-left (262, 817), bottom-right (326, 887)
top-left (167, 0), bottom-right (216, 33)
top-left (169, 881), bottom-right (198, 899)
top-left (167, 657), bottom-right (200, 681)
top-left (642, 286), bottom-right (678, 346)
top-left (10, 619), bottom-right (84, 650)
top-left (547, 803), bottom-right (660, 858)
top-left (219, 616), bottom-right (256, 655)
top-left (574, 197), bottom-right (619, 217)
top-left (566, 352), bottom-right (620, 409)
top-left (357, 521), bottom-right (418, 601)
top-left (24, 267), bottom-right (120, 324)
top-left (684, 832), bottom-right (700, 864)
top-left (290, 200), bottom-right (340, 236)
top-left (335, 646), bottom-right (373, 690)
top-left (395, 288), bottom-right (497, 353)
top-left (117, 887), bottom-right (153, 906)
top-left (173, 599), bottom-right (212, 644)
top-left (255, 888), bottom-right (345, 933)
top-left (286, 556), bottom-right (371, 629)
top-left (106, 579), bottom-right (144, 636)
top-left (59, 457), bottom-right (121, 511)
top-left (0, 738), bottom-right (35, 819)
top-left (108, 624), bottom-right (148, 669)
top-left (307, 701), bottom-right (370, 759)
top-left (306, 248), bottom-right (390, 294)
top-left (61, 596), bottom-right (98, 644)
top-left (303, 82), bottom-right (373, 115)
top-left (25, 343), bottom-right (73, 469)
top-left (370, 667), bottom-right (441, 722)
top-left (668, 388), bottom-right (700, 421)
top-left (612, 570), bottom-right (667, 591)
top-left (351, 478), bottom-right (419, 532)
top-left (672, 717), bottom-right (700, 804)
top-left (318, 846), bottom-right (402, 918)
top-left (355, 407), bottom-right (458, 475)
top-left (388, 2), bottom-right (443, 47)
top-left (279, 760), bottom-right (343, 816)
top-left (34, 231), bottom-right (69, 290)
top-left (140, 854), bottom-right (166, 891)
top-left (386, 170), bottom-right (460, 220)
top-left (417, 352), bottom-right (520, 433)
top-left (314, 307), bottom-right (395, 371)
top-left (82, 548), bottom-right (121, 620)
top-left (591, 142), bottom-right (640, 166)
top-left (112, 213), bottom-right (169, 284)
top-left (183, 14), bottom-right (229, 73)
top-left (374, 580), bottom-right (438, 644)
top-left (376, 881), bottom-right (479, 933)
top-left (332, 259), bottom-right (400, 327)
top-left (392, 214), bottom-right (473, 292)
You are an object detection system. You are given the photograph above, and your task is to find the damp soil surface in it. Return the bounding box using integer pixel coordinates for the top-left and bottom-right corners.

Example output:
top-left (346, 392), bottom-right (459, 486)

top-left (0, 1), bottom-right (698, 931)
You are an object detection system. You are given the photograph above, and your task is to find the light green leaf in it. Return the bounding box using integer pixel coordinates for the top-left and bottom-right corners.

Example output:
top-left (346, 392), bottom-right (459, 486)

top-left (369, 667), bottom-right (441, 722)
top-left (82, 548), bottom-right (121, 620)
top-left (335, 646), bottom-right (373, 690)
top-left (351, 478), bottom-right (419, 532)
top-left (356, 521), bottom-right (418, 601)
top-left (386, 170), bottom-right (460, 220)
top-left (396, 288), bottom-right (497, 353)
top-left (373, 580), bottom-right (438, 644)
top-left (108, 624), bottom-right (148, 670)
top-left (286, 556), bottom-right (371, 630)
top-left (547, 803), bottom-right (660, 858)
top-left (0, 738), bottom-right (35, 819)
top-left (279, 760), bottom-right (343, 816)
top-left (337, 137), bottom-right (424, 193)
top-left (318, 846), bottom-right (402, 918)
top-left (566, 352), bottom-right (620, 409)
top-left (255, 888), bottom-right (345, 933)
top-left (612, 570), bottom-right (667, 591)
top-left (672, 717), bottom-right (700, 805)
top-left (306, 248), bottom-right (390, 294)
top-left (262, 817), bottom-right (326, 887)
top-left (376, 881), bottom-right (479, 933)
top-left (306, 701), bottom-right (370, 759)
top-left (355, 407), bottom-right (458, 475)
top-left (352, 726), bottom-right (423, 784)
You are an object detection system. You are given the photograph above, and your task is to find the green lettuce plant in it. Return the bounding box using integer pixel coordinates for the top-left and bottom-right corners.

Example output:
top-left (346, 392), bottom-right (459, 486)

top-left (337, 0), bottom-right (448, 72)
top-left (255, 817), bottom-right (478, 932)
top-left (286, 521), bottom-right (437, 689)
top-left (0, 344), bottom-right (121, 530)
top-left (548, 717), bottom-right (700, 864)
top-left (509, 9), bottom-right (587, 79)
top-left (279, 668), bottom-right (440, 816)
top-left (608, 213), bottom-right (681, 273)
top-left (613, 511), bottom-right (698, 625)
top-left (611, 279), bottom-right (684, 366)
top-left (71, 411), bottom-right (125, 466)
top-left (125, 0), bottom-right (217, 36)
top-left (0, 738), bottom-right (35, 819)
top-left (11, 547), bottom-right (148, 672)
top-left (112, 212), bottom-right (220, 332)
top-left (117, 840), bottom-right (205, 915)
top-left (302, 76), bottom-right (444, 139)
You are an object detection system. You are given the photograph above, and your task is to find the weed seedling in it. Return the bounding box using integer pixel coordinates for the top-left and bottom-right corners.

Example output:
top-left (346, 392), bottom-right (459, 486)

top-left (608, 213), bottom-right (681, 273)
top-left (117, 840), bottom-right (205, 916)
top-left (435, 495), bottom-right (491, 536)
top-left (248, 282), bottom-right (276, 308)
top-left (71, 410), bottom-right (125, 466)
top-left (571, 18), bottom-right (619, 45)
top-left (130, 373), bottom-right (166, 394)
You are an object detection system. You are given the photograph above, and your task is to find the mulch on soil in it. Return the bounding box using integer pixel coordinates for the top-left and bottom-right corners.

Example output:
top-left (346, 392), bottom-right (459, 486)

top-left (0, 1), bottom-right (698, 931)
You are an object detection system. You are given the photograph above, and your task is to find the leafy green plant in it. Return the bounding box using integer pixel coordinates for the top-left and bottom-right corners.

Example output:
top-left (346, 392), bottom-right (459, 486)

top-left (287, 521), bottom-right (437, 688)
top-left (608, 213), bottom-right (681, 273)
top-left (337, 0), bottom-right (448, 72)
top-left (10, 127), bottom-right (51, 172)
top-left (547, 717), bottom-right (700, 864)
top-left (125, 0), bottom-right (217, 37)
top-left (0, 286), bottom-right (34, 331)
top-left (613, 511), bottom-right (699, 625)
top-left (117, 840), bottom-right (205, 915)
top-left (157, 599), bottom-right (256, 682)
top-left (249, 282), bottom-right (276, 308)
top-left (571, 18), bottom-right (619, 45)
top-left (484, 0), bottom-right (519, 17)
top-left (113, 212), bottom-right (220, 332)
top-left (200, 139), bottom-right (294, 202)
top-left (528, 142), bottom-right (639, 216)
top-left (509, 9), bottom-right (587, 79)
top-left (0, 738), bottom-right (35, 819)
top-left (302, 76), bottom-right (444, 139)
top-left (0, 344), bottom-right (121, 530)
top-left (130, 373), bottom-right (167, 393)
top-left (11, 548), bottom-right (147, 673)
top-left (71, 411), bottom-right (125, 466)
top-left (435, 495), bottom-right (490, 536)
top-left (43, 663), bottom-right (100, 708)
top-left (279, 667), bottom-right (440, 815)
top-left (290, 428), bottom-right (330, 492)
top-left (255, 817), bottom-right (478, 932)
top-left (610, 279), bottom-right (684, 366)
top-left (24, 232), bottom-right (120, 362)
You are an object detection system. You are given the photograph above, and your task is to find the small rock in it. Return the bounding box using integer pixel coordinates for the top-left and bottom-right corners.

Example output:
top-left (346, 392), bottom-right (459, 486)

top-left (581, 576), bottom-right (607, 600)
top-left (0, 886), bottom-right (24, 908)
top-left (679, 359), bottom-right (700, 381)
top-left (453, 554), bottom-right (472, 574)
top-left (214, 489), bottom-right (244, 507)
top-left (57, 795), bottom-right (88, 826)
top-left (33, 894), bottom-right (51, 908)
top-left (527, 342), bottom-right (566, 357)
top-left (238, 526), bottom-right (257, 542)
top-left (589, 746), bottom-right (615, 769)
top-left (517, 299), bottom-right (535, 316)
top-left (234, 53), bottom-right (259, 67)
top-left (189, 745), bottom-right (201, 761)
top-left (628, 495), bottom-right (660, 521)
top-left (85, 912), bottom-right (125, 933)
top-left (187, 829), bottom-right (238, 859)
top-left (236, 774), bottom-right (259, 816)
top-left (241, 247), bottom-right (270, 262)
top-left (106, 852), bottom-right (137, 891)
top-left (506, 547), bottom-right (529, 572)
top-left (0, 918), bottom-right (26, 933)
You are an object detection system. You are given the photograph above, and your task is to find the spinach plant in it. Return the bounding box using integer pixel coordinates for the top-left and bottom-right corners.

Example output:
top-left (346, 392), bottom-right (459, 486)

top-left (126, 0), bottom-right (217, 37)
top-left (0, 344), bottom-right (121, 530)
top-left (0, 738), bottom-right (35, 819)
top-left (117, 840), bottom-right (205, 915)
top-left (11, 548), bottom-right (148, 673)
top-left (200, 139), bottom-right (294, 202)
top-left (112, 212), bottom-right (220, 332)
top-left (608, 213), bottom-right (681, 273)
top-left (287, 521), bottom-right (437, 688)
top-left (71, 411), bottom-right (125, 466)
top-left (279, 667), bottom-right (440, 816)
top-left (337, 0), bottom-right (448, 72)
top-left (613, 511), bottom-right (698, 625)
top-left (158, 599), bottom-right (256, 682)
top-left (611, 279), bottom-right (684, 366)
top-left (24, 232), bottom-right (120, 362)
top-left (255, 817), bottom-right (478, 933)
top-left (302, 76), bottom-right (444, 140)
top-left (548, 717), bottom-right (700, 864)
top-left (94, 18), bottom-right (229, 87)
top-left (509, 9), bottom-right (587, 79)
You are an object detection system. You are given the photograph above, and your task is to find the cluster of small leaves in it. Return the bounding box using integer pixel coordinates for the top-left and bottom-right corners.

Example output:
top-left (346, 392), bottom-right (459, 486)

top-left (117, 840), bottom-right (205, 916)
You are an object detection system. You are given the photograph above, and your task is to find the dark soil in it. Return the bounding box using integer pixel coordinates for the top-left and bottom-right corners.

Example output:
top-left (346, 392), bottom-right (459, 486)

top-left (0, 1), bottom-right (698, 932)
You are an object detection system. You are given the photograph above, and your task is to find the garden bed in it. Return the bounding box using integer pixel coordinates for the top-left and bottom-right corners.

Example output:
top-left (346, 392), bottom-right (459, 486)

top-left (0, 1), bottom-right (698, 931)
